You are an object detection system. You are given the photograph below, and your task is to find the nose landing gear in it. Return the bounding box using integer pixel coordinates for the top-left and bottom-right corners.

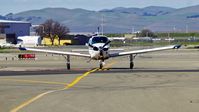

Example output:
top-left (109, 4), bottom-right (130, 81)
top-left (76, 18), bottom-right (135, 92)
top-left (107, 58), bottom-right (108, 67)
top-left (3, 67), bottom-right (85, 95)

top-left (99, 60), bottom-right (105, 69)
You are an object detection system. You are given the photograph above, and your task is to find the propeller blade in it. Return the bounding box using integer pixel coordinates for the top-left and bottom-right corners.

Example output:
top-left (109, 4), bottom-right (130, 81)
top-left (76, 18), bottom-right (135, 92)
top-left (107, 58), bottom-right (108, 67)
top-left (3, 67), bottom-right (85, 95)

top-left (102, 41), bottom-right (111, 48)
top-left (88, 43), bottom-right (94, 48)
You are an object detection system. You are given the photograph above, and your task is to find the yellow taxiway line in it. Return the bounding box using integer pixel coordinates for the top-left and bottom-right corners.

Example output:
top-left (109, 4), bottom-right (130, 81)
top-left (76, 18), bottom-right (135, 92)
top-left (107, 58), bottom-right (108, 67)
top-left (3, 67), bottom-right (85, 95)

top-left (10, 61), bottom-right (116, 112)
top-left (10, 68), bottom-right (98, 112)
top-left (10, 90), bottom-right (57, 112)
top-left (65, 68), bottom-right (98, 89)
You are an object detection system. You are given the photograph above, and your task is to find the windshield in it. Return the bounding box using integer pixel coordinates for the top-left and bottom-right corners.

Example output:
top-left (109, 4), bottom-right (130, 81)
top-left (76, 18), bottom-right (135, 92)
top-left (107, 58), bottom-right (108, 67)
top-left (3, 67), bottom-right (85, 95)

top-left (91, 36), bottom-right (108, 44)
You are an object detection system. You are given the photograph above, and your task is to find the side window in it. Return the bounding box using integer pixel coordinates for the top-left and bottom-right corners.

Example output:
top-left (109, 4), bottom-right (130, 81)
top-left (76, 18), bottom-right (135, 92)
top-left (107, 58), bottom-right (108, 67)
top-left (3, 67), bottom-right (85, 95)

top-left (89, 38), bottom-right (92, 44)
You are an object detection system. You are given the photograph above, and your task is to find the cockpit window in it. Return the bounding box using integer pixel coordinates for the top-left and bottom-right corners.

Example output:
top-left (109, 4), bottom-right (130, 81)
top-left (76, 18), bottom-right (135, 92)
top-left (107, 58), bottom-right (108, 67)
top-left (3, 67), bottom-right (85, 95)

top-left (91, 36), bottom-right (108, 44)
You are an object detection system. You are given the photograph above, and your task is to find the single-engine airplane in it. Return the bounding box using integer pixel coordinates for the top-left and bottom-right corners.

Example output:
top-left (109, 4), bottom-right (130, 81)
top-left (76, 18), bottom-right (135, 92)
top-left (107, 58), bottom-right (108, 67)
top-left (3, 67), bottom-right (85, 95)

top-left (19, 35), bottom-right (181, 70)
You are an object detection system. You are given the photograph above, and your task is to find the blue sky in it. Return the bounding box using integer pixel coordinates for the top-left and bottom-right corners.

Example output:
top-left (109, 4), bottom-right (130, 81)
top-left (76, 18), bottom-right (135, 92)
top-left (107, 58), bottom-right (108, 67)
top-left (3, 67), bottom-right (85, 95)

top-left (0, 0), bottom-right (199, 15)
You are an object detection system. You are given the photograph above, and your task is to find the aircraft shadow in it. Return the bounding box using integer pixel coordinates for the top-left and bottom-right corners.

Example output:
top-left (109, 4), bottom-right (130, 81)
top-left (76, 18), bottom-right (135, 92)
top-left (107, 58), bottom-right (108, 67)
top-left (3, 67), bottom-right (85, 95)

top-left (0, 68), bottom-right (199, 76)
top-left (99, 68), bottom-right (199, 73)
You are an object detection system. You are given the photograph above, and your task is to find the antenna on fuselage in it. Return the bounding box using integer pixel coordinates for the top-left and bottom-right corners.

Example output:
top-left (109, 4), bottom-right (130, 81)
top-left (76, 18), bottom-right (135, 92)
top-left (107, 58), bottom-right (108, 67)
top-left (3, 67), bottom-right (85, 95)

top-left (97, 26), bottom-right (100, 35)
top-left (101, 15), bottom-right (104, 35)
top-left (96, 15), bottom-right (105, 36)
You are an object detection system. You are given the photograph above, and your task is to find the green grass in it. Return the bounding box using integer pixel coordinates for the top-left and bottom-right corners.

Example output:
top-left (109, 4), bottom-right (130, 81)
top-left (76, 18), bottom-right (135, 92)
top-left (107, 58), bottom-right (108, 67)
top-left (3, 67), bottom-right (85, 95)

top-left (0, 48), bottom-right (22, 53)
top-left (0, 47), bottom-right (6, 50)
top-left (156, 32), bottom-right (199, 38)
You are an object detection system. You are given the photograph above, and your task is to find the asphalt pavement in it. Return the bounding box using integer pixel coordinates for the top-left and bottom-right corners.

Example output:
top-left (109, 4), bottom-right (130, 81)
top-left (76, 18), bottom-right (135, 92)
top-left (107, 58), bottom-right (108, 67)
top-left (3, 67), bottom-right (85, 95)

top-left (0, 48), bottom-right (199, 112)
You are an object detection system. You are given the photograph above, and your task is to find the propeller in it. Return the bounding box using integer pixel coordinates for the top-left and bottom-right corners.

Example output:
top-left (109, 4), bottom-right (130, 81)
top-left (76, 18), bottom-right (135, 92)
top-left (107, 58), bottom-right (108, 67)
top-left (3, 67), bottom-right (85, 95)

top-left (99, 41), bottom-right (111, 57)
top-left (88, 40), bottom-right (111, 52)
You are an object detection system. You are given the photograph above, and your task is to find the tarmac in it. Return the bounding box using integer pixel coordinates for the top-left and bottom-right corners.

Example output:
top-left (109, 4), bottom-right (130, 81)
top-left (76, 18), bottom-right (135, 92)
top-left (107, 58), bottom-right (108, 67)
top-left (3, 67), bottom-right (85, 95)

top-left (0, 47), bottom-right (199, 112)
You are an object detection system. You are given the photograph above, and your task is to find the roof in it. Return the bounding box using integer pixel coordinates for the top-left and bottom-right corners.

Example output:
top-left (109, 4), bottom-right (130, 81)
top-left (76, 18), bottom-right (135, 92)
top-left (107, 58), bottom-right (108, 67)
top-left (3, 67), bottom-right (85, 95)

top-left (0, 20), bottom-right (30, 24)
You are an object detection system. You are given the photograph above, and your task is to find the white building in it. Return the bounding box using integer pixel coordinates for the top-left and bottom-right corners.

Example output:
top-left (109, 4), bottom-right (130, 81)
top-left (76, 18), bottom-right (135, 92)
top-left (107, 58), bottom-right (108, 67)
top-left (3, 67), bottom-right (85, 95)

top-left (17, 36), bottom-right (41, 47)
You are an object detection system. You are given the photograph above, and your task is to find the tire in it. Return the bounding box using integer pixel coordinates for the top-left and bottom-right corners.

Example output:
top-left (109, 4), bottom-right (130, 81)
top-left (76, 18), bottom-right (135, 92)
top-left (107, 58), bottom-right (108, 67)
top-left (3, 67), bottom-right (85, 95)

top-left (100, 63), bottom-right (103, 69)
top-left (67, 63), bottom-right (70, 70)
top-left (130, 62), bottom-right (134, 69)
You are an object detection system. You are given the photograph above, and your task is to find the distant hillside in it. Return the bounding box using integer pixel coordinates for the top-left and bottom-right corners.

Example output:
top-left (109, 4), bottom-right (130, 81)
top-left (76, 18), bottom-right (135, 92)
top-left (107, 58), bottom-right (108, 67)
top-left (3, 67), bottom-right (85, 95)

top-left (1, 5), bottom-right (199, 33)
top-left (100, 6), bottom-right (175, 16)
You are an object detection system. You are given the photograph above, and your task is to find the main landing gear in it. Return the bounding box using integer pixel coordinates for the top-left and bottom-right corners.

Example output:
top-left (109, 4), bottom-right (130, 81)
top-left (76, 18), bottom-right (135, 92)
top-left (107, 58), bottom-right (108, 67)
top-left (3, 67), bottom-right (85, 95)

top-left (64, 55), bottom-right (70, 70)
top-left (130, 54), bottom-right (137, 69)
top-left (63, 54), bottom-right (137, 70)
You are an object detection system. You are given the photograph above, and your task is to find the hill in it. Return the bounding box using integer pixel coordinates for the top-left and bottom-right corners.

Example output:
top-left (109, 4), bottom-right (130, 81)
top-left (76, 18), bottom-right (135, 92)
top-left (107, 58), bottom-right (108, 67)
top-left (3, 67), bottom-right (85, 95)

top-left (1, 5), bottom-right (199, 33)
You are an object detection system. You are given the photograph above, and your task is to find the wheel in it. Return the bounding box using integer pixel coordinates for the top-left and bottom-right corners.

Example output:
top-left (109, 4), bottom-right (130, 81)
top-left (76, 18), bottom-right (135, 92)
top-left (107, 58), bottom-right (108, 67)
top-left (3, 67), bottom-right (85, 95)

top-left (100, 63), bottom-right (103, 69)
top-left (67, 63), bottom-right (70, 70)
top-left (130, 62), bottom-right (134, 69)
top-left (66, 55), bottom-right (70, 70)
top-left (99, 60), bottom-right (105, 69)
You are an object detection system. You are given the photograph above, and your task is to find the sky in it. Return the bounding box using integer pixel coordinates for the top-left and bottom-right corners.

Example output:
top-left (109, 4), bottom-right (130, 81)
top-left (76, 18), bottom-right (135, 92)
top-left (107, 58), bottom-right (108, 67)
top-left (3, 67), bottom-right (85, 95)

top-left (0, 0), bottom-right (199, 15)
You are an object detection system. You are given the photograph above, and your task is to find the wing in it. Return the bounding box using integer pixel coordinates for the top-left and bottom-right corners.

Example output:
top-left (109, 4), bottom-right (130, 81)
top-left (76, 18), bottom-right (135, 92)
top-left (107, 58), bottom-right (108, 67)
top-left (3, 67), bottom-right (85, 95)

top-left (19, 47), bottom-right (90, 58)
top-left (109, 45), bottom-right (181, 57)
top-left (71, 49), bottom-right (88, 52)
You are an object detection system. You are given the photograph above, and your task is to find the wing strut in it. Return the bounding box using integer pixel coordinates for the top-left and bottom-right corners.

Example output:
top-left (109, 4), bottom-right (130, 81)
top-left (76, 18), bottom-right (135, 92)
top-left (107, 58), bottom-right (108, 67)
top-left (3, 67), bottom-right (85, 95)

top-left (130, 54), bottom-right (137, 69)
top-left (63, 55), bottom-right (70, 70)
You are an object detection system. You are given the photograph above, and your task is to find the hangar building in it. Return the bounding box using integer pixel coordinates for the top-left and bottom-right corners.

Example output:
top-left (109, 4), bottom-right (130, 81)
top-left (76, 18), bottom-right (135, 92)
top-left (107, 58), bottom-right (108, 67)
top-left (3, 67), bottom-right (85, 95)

top-left (0, 20), bottom-right (31, 44)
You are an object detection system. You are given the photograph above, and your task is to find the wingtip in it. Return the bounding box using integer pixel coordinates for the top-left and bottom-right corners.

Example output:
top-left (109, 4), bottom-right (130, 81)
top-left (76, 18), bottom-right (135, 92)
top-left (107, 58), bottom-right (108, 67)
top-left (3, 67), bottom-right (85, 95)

top-left (19, 47), bottom-right (27, 51)
top-left (173, 44), bottom-right (182, 49)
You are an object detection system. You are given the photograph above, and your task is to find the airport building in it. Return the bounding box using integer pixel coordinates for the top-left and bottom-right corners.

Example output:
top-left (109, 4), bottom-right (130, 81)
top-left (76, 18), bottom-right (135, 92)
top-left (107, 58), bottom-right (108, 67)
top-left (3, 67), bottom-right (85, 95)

top-left (0, 20), bottom-right (31, 44)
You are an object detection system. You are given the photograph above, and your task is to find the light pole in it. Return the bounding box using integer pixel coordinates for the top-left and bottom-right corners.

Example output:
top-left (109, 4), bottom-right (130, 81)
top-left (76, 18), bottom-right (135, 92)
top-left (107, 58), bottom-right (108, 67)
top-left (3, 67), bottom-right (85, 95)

top-left (186, 24), bottom-right (189, 33)
top-left (132, 26), bottom-right (135, 34)
top-left (173, 26), bottom-right (176, 32)
top-left (101, 15), bottom-right (104, 35)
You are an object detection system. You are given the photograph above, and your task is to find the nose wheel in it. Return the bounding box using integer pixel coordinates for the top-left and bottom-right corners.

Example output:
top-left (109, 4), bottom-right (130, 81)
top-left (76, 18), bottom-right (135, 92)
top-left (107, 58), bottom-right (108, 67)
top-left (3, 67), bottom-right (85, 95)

top-left (130, 61), bottom-right (134, 69)
top-left (99, 60), bottom-right (105, 69)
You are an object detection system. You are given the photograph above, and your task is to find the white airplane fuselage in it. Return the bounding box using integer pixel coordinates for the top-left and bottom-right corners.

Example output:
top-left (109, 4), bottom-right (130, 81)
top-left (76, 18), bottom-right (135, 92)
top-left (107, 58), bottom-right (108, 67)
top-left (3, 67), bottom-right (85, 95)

top-left (87, 36), bottom-right (110, 60)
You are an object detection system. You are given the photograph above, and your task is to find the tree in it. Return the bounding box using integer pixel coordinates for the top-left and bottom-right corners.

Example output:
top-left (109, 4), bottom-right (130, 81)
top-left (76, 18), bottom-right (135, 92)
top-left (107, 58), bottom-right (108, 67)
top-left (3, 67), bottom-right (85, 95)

top-left (53, 22), bottom-right (70, 45)
top-left (137, 29), bottom-right (157, 38)
top-left (36, 19), bottom-right (70, 45)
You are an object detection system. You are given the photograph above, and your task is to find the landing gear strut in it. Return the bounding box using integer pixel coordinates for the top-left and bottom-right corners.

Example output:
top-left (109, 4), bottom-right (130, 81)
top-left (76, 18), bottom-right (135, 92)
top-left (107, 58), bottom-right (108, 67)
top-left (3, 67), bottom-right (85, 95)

top-left (64, 55), bottom-right (70, 70)
top-left (99, 60), bottom-right (105, 69)
top-left (130, 54), bottom-right (137, 69)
